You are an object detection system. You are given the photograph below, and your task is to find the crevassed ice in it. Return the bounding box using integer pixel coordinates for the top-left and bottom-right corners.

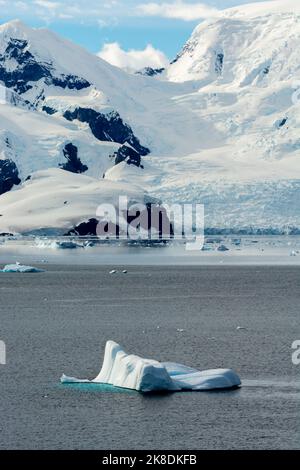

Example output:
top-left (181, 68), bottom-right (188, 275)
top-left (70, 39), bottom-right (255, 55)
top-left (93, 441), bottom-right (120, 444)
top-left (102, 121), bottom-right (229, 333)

top-left (61, 340), bottom-right (241, 392)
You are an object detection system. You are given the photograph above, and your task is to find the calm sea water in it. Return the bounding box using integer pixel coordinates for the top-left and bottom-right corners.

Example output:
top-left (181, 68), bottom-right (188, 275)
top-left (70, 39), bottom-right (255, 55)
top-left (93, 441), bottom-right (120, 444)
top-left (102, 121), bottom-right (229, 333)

top-left (0, 265), bottom-right (299, 449)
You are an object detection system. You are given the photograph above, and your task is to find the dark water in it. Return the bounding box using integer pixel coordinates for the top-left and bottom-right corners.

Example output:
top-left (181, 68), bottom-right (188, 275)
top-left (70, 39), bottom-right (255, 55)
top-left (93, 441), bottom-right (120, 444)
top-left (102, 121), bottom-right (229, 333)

top-left (0, 265), bottom-right (299, 449)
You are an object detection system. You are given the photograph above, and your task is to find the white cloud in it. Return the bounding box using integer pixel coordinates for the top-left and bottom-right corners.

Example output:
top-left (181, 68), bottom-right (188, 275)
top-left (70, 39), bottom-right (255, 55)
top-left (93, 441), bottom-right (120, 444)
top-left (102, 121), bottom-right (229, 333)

top-left (0, 0), bottom-right (222, 23)
top-left (137, 1), bottom-right (219, 21)
top-left (33, 0), bottom-right (61, 9)
top-left (97, 42), bottom-right (169, 72)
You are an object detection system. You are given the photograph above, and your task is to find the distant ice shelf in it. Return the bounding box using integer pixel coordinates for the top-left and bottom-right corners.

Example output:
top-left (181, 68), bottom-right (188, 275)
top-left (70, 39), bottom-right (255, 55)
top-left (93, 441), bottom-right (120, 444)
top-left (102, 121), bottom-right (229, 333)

top-left (61, 340), bottom-right (241, 392)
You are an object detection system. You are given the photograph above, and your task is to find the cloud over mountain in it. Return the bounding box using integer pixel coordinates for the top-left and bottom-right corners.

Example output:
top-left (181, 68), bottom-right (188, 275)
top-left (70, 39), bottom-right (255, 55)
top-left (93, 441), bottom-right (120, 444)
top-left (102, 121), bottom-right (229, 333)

top-left (98, 42), bottom-right (169, 73)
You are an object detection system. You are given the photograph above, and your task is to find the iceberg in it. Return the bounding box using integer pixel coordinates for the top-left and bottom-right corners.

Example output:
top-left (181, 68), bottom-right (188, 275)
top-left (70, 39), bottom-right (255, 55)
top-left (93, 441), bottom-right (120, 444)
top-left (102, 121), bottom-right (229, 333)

top-left (217, 245), bottom-right (230, 252)
top-left (1, 262), bottom-right (45, 273)
top-left (61, 340), bottom-right (241, 392)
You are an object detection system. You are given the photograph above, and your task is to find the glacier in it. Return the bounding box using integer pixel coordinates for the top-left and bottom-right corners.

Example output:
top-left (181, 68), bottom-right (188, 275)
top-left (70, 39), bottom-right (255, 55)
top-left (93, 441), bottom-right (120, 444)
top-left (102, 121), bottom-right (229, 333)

top-left (61, 340), bottom-right (241, 392)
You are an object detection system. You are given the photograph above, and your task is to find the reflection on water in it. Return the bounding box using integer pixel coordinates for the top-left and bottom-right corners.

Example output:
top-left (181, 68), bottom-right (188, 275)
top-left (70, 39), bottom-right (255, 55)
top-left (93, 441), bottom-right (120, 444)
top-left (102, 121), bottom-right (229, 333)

top-left (60, 378), bottom-right (300, 401)
top-left (60, 382), bottom-right (135, 394)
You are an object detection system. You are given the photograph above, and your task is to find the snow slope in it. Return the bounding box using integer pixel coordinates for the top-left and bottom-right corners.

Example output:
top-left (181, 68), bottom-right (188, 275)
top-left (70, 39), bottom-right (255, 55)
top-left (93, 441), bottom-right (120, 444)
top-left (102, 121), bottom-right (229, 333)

top-left (0, 103), bottom-right (120, 181)
top-left (0, 1), bottom-right (300, 234)
top-left (0, 168), bottom-right (153, 235)
top-left (61, 340), bottom-right (241, 392)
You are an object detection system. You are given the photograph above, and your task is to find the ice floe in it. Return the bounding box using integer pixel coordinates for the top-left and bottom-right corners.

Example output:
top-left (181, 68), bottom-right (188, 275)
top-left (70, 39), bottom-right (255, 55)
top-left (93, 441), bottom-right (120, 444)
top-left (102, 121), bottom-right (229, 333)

top-left (217, 245), bottom-right (230, 252)
top-left (1, 262), bottom-right (44, 273)
top-left (61, 340), bottom-right (241, 392)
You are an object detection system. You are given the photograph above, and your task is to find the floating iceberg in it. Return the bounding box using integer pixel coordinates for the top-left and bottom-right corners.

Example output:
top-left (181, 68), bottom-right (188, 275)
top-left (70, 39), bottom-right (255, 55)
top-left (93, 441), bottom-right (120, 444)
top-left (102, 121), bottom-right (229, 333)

top-left (1, 262), bottom-right (45, 273)
top-left (61, 341), bottom-right (241, 392)
top-left (217, 245), bottom-right (230, 252)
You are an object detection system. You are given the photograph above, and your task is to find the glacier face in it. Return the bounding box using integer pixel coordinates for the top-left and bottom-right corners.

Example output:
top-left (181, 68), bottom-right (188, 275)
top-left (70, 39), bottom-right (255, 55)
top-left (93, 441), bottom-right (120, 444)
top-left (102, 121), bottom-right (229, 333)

top-left (61, 340), bottom-right (241, 392)
top-left (0, 1), bottom-right (300, 234)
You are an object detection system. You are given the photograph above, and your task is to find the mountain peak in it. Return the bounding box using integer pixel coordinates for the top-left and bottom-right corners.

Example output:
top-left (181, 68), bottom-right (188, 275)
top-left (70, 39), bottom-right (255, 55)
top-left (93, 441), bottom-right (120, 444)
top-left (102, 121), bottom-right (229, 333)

top-left (167, 3), bottom-right (300, 83)
top-left (225, 0), bottom-right (300, 18)
top-left (0, 19), bottom-right (31, 35)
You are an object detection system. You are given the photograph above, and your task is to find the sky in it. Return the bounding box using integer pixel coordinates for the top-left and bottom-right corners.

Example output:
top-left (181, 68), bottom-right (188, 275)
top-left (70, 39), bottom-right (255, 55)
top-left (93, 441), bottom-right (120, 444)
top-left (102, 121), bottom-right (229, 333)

top-left (0, 1), bottom-right (275, 71)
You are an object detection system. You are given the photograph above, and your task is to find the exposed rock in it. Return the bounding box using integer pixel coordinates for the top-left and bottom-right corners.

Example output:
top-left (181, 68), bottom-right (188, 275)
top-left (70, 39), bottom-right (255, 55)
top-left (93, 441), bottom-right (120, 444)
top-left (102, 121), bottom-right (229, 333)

top-left (0, 38), bottom-right (90, 95)
top-left (114, 145), bottom-right (143, 168)
top-left (135, 67), bottom-right (165, 77)
top-left (42, 105), bottom-right (56, 115)
top-left (66, 218), bottom-right (99, 236)
top-left (0, 159), bottom-right (21, 195)
top-left (66, 204), bottom-right (174, 240)
top-left (59, 143), bottom-right (88, 174)
top-left (63, 108), bottom-right (149, 156)
top-left (275, 117), bottom-right (288, 129)
top-left (215, 52), bottom-right (224, 75)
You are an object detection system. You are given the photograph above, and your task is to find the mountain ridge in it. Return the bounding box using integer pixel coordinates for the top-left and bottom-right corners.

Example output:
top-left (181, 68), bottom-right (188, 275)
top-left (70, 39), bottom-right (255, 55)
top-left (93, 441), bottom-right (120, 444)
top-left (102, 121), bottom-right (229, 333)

top-left (0, 3), bottom-right (299, 235)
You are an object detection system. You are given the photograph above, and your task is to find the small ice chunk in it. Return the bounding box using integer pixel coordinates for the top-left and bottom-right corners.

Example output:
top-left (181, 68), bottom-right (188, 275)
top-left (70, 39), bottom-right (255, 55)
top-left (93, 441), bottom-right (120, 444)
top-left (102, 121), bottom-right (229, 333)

top-left (217, 245), bottom-right (229, 252)
top-left (201, 245), bottom-right (213, 251)
top-left (61, 374), bottom-right (90, 384)
top-left (57, 241), bottom-right (83, 249)
top-left (231, 238), bottom-right (241, 246)
top-left (61, 340), bottom-right (241, 392)
top-left (236, 326), bottom-right (247, 331)
top-left (290, 251), bottom-right (297, 257)
top-left (122, 270), bottom-right (128, 274)
top-left (109, 269), bottom-right (117, 274)
top-left (1, 263), bottom-right (45, 273)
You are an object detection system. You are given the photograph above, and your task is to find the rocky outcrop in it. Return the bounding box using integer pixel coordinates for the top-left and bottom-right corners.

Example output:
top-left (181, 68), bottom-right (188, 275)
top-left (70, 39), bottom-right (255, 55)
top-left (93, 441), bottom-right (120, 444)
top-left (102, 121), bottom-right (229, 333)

top-left (0, 159), bottom-right (21, 195)
top-left (63, 108), bottom-right (149, 156)
top-left (114, 145), bottom-right (143, 168)
top-left (215, 52), bottom-right (224, 75)
top-left (135, 67), bottom-right (165, 77)
top-left (66, 218), bottom-right (99, 236)
top-left (66, 204), bottom-right (174, 241)
top-left (59, 143), bottom-right (88, 174)
top-left (0, 38), bottom-right (90, 94)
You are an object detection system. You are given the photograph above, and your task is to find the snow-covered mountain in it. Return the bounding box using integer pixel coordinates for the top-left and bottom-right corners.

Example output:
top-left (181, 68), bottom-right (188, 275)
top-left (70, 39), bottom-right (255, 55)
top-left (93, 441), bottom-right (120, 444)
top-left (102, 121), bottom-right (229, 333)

top-left (0, 1), bottom-right (300, 235)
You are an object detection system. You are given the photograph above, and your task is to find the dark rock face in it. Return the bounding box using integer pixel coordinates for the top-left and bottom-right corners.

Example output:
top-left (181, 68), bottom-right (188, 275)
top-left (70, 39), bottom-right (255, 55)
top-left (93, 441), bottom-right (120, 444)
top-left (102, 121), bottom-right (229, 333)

top-left (170, 38), bottom-right (199, 65)
top-left (63, 108), bottom-right (150, 156)
top-left (114, 145), bottom-right (143, 168)
top-left (51, 75), bottom-right (90, 90)
top-left (59, 143), bottom-right (88, 174)
top-left (66, 204), bottom-right (174, 241)
top-left (0, 38), bottom-right (90, 94)
top-left (66, 218), bottom-right (99, 236)
top-left (135, 67), bottom-right (165, 77)
top-left (0, 159), bottom-right (21, 195)
top-left (278, 117), bottom-right (288, 128)
top-left (215, 52), bottom-right (224, 75)
top-left (42, 105), bottom-right (56, 115)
